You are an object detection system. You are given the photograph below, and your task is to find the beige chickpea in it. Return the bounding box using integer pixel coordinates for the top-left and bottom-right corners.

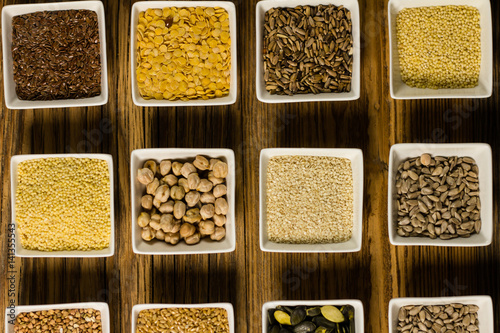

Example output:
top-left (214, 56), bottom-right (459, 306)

top-left (154, 185), bottom-right (170, 203)
top-left (193, 155), bottom-right (210, 170)
top-left (146, 178), bottom-right (159, 195)
top-left (159, 214), bottom-right (175, 233)
top-left (185, 191), bottom-right (200, 207)
top-left (159, 200), bottom-right (174, 214)
top-left (137, 212), bottom-right (150, 227)
top-left (213, 161), bottom-right (228, 178)
top-left (143, 160), bottom-right (157, 175)
top-left (180, 162), bottom-right (197, 178)
top-left (213, 184), bottom-right (227, 198)
top-left (185, 232), bottom-right (201, 245)
top-left (215, 197), bottom-right (229, 215)
top-left (149, 219), bottom-right (161, 231)
top-left (165, 232), bottom-right (180, 245)
top-left (208, 172), bottom-right (225, 185)
top-left (172, 162), bottom-right (183, 176)
top-left (155, 229), bottom-right (166, 241)
top-left (200, 204), bottom-right (215, 220)
top-left (153, 198), bottom-right (162, 209)
top-left (200, 192), bottom-right (216, 204)
top-left (151, 213), bottom-right (161, 224)
top-left (209, 158), bottom-right (221, 170)
top-left (184, 208), bottom-right (202, 223)
top-left (213, 214), bottom-right (226, 227)
top-left (197, 179), bottom-right (213, 193)
top-left (170, 186), bottom-right (185, 201)
top-left (137, 168), bottom-right (154, 185)
top-left (199, 220), bottom-right (215, 236)
top-left (141, 195), bottom-right (153, 210)
top-left (210, 226), bottom-right (226, 241)
top-left (171, 219), bottom-right (182, 233)
top-left (160, 160), bottom-right (172, 175)
top-left (162, 174), bottom-right (178, 186)
top-left (141, 227), bottom-right (155, 241)
top-left (187, 173), bottom-right (201, 190)
top-left (173, 201), bottom-right (187, 219)
top-left (180, 223), bottom-right (196, 238)
top-left (178, 178), bottom-right (190, 193)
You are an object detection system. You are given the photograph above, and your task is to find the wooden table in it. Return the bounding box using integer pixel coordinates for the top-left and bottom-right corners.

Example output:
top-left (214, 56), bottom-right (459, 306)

top-left (1, 0), bottom-right (499, 332)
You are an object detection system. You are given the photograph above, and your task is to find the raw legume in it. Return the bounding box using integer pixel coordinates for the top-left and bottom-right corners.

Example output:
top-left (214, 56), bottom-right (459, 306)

top-left (14, 308), bottom-right (102, 333)
top-left (12, 10), bottom-right (102, 100)
top-left (263, 5), bottom-right (353, 95)
top-left (398, 304), bottom-right (479, 333)
top-left (396, 6), bottom-right (481, 89)
top-left (136, 308), bottom-right (229, 333)
top-left (16, 158), bottom-right (111, 251)
top-left (136, 7), bottom-right (231, 101)
top-left (395, 154), bottom-right (481, 239)
top-left (266, 156), bottom-right (353, 243)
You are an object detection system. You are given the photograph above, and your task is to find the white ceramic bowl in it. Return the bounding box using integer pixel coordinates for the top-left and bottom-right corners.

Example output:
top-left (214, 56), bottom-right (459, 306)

top-left (5, 302), bottom-right (110, 333)
top-left (259, 148), bottom-right (363, 252)
top-left (388, 143), bottom-right (493, 247)
top-left (131, 148), bottom-right (236, 255)
top-left (262, 299), bottom-right (364, 333)
top-left (388, 296), bottom-right (493, 333)
top-left (388, 0), bottom-right (493, 99)
top-left (132, 303), bottom-right (234, 332)
top-left (10, 154), bottom-right (115, 257)
top-left (255, 0), bottom-right (361, 103)
top-left (1, 1), bottom-right (109, 109)
top-left (130, 1), bottom-right (238, 107)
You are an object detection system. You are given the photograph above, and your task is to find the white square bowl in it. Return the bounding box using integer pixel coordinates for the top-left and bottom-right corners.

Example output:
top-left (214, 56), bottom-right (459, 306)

top-left (10, 154), bottom-right (115, 257)
top-left (132, 303), bottom-right (234, 332)
top-left (5, 302), bottom-right (110, 333)
top-left (388, 143), bottom-right (493, 247)
top-left (255, 0), bottom-right (361, 103)
top-left (388, 0), bottom-right (493, 99)
top-left (388, 296), bottom-right (493, 333)
top-left (130, 1), bottom-right (238, 107)
top-left (262, 299), bottom-right (364, 333)
top-left (131, 148), bottom-right (236, 255)
top-left (259, 148), bottom-right (363, 252)
top-left (1, 1), bottom-right (109, 109)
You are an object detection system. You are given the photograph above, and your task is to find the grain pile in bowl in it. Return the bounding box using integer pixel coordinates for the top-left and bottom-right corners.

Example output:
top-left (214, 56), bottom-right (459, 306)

top-left (396, 5), bottom-right (481, 89)
top-left (136, 7), bottom-right (231, 101)
top-left (15, 158), bottom-right (111, 251)
top-left (136, 308), bottom-right (229, 333)
top-left (266, 156), bottom-right (353, 244)
top-left (14, 309), bottom-right (103, 332)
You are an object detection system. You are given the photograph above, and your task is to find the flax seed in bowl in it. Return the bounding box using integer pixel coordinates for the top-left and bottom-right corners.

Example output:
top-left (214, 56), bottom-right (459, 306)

top-left (259, 148), bottom-right (363, 253)
top-left (10, 154), bottom-right (115, 257)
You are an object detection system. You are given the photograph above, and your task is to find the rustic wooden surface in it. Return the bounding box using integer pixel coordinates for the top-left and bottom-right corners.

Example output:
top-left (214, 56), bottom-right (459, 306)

top-left (1, 0), bottom-right (499, 332)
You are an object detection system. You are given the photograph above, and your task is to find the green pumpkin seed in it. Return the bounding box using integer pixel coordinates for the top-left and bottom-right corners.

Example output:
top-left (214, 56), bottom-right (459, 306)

top-left (312, 316), bottom-right (337, 329)
top-left (275, 310), bottom-right (292, 325)
top-left (321, 306), bottom-right (344, 323)
top-left (306, 307), bottom-right (322, 317)
top-left (269, 325), bottom-right (280, 333)
top-left (292, 321), bottom-right (316, 333)
top-left (280, 328), bottom-right (293, 333)
top-left (291, 307), bottom-right (307, 325)
top-left (268, 309), bottom-right (278, 325)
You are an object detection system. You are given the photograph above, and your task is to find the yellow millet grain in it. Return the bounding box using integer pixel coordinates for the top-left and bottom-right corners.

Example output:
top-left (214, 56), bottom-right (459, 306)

top-left (266, 156), bottom-right (354, 244)
top-left (15, 157), bottom-right (111, 251)
top-left (396, 5), bottom-right (481, 89)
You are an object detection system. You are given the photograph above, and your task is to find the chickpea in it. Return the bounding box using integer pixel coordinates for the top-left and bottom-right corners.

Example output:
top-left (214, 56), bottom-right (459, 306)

top-left (200, 192), bottom-right (216, 204)
top-left (180, 162), bottom-right (197, 178)
top-left (213, 214), bottom-right (226, 227)
top-left (162, 174), bottom-right (178, 186)
top-left (213, 161), bottom-right (228, 178)
top-left (197, 179), bottom-right (213, 193)
top-left (171, 220), bottom-right (182, 233)
top-left (213, 184), bottom-right (227, 198)
top-left (159, 214), bottom-right (175, 233)
top-left (185, 191), bottom-right (200, 207)
top-left (178, 178), bottom-right (190, 193)
top-left (180, 223), bottom-right (196, 239)
top-left (199, 220), bottom-right (215, 236)
top-left (150, 219), bottom-right (161, 231)
top-left (165, 232), bottom-right (180, 245)
top-left (137, 168), bottom-right (154, 185)
top-left (154, 185), bottom-right (170, 203)
top-left (153, 197), bottom-right (162, 209)
top-left (141, 195), bottom-right (153, 210)
top-left (209, 158), bottom-right (221, 170)
top-left (200, 204), bottom-right (215, 220)
top-left (143, 160), bottom-right (157, 175)
top-left (215, 197), bottom-right (229, 215)
top-left (184, 208), bottom-right (202, 223)
top-left (187, 173), bottom-right (201, 190)
top-left (173, 201), bottom-right (187, 219)
top-left (160, 160), bottom-right (172, 175)
top-left (159, 200), bottom-right (175, 214)
top-left (208, 171), bottom-right (224, 185)
top-left (185, 232), bottom-right (201, 245)
top-left (193, 155), bottom-right (210, 170)
top-left (156, 229), bottom-right (166, 241)
top-left (137, 212), bottom-right (150, 227)
top-left (141, 227), bottom-right (155, 241)
top-left (172, 162), bottom-right (183, 176)
top-left (210, 226), bottom-right (226, 241)
top-left (170, 186), bottom-right (186, 200)
top-left (151, 213), bottom-right (161, 224)
top-left (146, 178), bottom-right (160, 195)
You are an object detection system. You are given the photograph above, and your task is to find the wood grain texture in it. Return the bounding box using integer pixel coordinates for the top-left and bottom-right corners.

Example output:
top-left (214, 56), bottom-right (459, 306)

top-left (0, 0), bottom-right (499, 332)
